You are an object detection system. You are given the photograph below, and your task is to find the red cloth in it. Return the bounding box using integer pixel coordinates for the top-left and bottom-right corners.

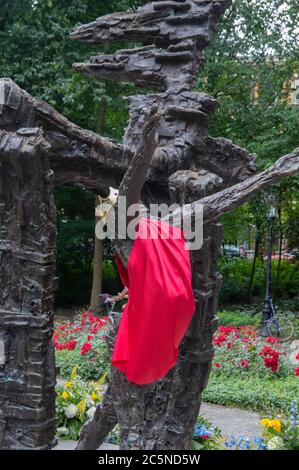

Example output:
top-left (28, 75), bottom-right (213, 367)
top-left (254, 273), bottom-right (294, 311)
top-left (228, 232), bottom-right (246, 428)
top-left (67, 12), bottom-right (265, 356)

top-left (112, 217), bottom-right (195, 385)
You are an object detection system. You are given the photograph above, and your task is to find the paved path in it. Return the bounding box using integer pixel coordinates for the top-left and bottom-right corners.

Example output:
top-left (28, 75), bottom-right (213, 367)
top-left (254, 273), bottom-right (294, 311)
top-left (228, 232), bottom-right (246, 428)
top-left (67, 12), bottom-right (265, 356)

top-left (55, 402), bottom-right (262, 449)
top-left (55, 441), bottom-right (118, 450)
top-left (200, 402), bottom-right (262, 439)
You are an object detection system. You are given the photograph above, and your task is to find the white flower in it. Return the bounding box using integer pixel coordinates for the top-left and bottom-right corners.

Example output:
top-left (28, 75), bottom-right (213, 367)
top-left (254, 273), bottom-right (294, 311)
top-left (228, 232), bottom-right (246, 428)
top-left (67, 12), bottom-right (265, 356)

top-left (86, 406), bottom-right (96, 420)
top-left (267, 436), bottom-right (284, 450)
top-left (57, 426), bottom-right (69, 436)
top-left (86, 394), bottom-right (94, 407)
top-left (64, 404), bottom-right (77, 419)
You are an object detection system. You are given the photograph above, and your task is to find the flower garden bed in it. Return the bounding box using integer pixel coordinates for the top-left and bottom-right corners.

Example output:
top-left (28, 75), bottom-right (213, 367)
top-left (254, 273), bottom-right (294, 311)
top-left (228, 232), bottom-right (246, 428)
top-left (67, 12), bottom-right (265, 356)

top-left (211, 324), bottom-right (299, 378)
top-left (52, 309), bottom-right (299, 448)
top-left (53, 310), bottom-right (111, 380)
top-left (203, 323), bottom-right (299, 414)
top-left (194, 402), bottom-right (299, 450)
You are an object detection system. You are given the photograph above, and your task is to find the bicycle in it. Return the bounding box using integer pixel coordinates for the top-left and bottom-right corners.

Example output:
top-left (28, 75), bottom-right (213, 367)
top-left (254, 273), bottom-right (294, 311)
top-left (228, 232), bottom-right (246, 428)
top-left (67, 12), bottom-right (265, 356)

top-left (265, 298), bottom-right (294, 342)
top-left (99, 293), bottom-right (122, 325)
top-left (99, 293), bottom-right (115, 315)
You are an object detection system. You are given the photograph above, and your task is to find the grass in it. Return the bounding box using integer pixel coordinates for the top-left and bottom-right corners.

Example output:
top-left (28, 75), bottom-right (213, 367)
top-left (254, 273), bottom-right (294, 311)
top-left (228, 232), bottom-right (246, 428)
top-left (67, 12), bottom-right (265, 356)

top-left (203, 374), bottom-right (299, 415)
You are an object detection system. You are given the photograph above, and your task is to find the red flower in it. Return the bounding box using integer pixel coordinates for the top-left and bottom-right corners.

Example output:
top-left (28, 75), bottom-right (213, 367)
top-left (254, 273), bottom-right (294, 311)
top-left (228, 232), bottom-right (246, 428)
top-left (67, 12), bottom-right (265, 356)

top-left (294, 367), bottom-right (299, 377)
top-left (240, 359), bottom-right (250, 368)
top-left (295, 353), bottom-right (299, 361)
top-left (218, 326), bottom-right (238, 335)
top-left (213, 335), bottom-right (227, 346)
top-left (215, 362), bottom-right (221, 369)
top-left (259, 346), bottom-right (279, 372)
top-left (87, 335), bottom-right (94, 341)
top-left (66, 340), bottom-right (77, 350)
top-left (80, 342), bottom-right (92, 356)
top-left (267, 336), bottom-right (278, 344)
top-left (201, 435), bottom-right (209, 440)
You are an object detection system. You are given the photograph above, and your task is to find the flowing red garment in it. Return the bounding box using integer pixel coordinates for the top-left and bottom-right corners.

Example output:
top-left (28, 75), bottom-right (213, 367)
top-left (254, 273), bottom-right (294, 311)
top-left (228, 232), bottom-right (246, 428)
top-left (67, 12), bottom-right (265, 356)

top-left (112, 217), bottom-right (195, 385)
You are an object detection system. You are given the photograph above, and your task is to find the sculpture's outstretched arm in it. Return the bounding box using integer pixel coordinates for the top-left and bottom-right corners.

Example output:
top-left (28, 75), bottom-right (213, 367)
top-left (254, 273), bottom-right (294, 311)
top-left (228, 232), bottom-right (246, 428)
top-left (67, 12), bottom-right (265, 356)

top-left (113, 108), bottom-right (161, 266)
top-left (70, 0), bottom-right (231, 48)
top-left (0, 78), bottom-right (130, 192)
top-left (169, 147), bottom-right (299, 226)
top-left (118, 107), bottom-right (160, 204)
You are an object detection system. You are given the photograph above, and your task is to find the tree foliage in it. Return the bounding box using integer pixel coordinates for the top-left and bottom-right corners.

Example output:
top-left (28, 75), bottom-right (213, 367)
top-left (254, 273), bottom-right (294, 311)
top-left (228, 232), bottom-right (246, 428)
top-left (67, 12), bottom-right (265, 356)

top-left (197, 0), bottom-right (299, 259)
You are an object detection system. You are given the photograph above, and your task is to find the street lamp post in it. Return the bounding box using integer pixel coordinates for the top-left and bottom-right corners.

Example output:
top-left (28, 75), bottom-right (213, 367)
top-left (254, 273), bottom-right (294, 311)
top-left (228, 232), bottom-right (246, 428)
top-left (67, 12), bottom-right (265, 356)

top-left (260, 196), bottom-right (278, 337)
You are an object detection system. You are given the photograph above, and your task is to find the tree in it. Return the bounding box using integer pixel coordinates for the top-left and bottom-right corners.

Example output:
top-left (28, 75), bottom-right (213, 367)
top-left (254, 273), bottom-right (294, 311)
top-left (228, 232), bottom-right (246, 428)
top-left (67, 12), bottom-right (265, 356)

top-left (196, 0), bottom-right (299, 294)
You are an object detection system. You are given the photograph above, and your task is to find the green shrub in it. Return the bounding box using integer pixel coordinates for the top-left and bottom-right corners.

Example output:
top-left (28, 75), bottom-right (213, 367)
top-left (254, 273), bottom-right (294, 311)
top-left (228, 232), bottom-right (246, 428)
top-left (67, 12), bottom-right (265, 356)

top-left (219, 257), bottom-right (299, 305)
top-left (55, 270), bottom-right (92, 307)
top-left (219, 257), bottom-right (265, 304)
top-left (203, 375), bottom-right (299, 414)
top-left (217, 309), bottom-right (261, 327)
top-left (102, 260), bottom-right (123, 294)
top-left (55, 261), bottom-right (122, 307)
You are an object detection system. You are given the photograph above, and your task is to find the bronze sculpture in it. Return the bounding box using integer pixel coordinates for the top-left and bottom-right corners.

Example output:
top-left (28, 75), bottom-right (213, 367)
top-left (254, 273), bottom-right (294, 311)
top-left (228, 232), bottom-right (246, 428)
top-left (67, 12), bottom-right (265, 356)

top-left (0, 0), bottom-right (298, 450)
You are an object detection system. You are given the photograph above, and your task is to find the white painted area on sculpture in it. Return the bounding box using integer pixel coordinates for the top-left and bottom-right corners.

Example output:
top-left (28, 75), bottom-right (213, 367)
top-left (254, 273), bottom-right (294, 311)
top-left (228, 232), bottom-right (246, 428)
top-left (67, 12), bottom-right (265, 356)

top-left (0, 339), bottom-right (5, 365)
top-left (0, 80), bottom-right (5, 113)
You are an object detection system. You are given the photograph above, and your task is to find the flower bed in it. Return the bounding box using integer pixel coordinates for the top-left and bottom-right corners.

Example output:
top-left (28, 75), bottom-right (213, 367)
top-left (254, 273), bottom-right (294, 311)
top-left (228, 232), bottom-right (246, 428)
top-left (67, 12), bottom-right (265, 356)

top-left (53, 312), bottom-right (298, 421)
top-left (53, 311), bottom-right (111, 380)
top-left (193, 415), bottom-right (222, 450)
top-left (212, 325), bottom-right (298, 378)
top-left (204, 324), bottom-right (299, 413)
top-left (224, 400), bottom-right (299, 450)
top-left (260, 400), bottom-right (299, 450)
top-left (52, 311), bottom-right (298, 445)
top-left (56, 367), bottom-right (106, 440)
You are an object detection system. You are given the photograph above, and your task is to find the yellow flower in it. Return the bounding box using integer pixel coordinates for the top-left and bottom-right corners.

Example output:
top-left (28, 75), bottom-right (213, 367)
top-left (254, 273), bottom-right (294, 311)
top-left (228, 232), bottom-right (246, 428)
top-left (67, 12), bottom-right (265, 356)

top-left (77, 399), bottom-right (87, 418)
top-left (64, 381), bottom-right (72, 389)
top-left (61, 391), bottom-right (70, 400)
top-left (91, 391), bottom-right (100, 402)
top-left (260, 418), bottom-right (281, 433)
top-left (260, 418), bottom-right (271, 427)
top-left (70, 366), bottom-right (78, 380)
top-left (269, 419), bottom-right (282, 433)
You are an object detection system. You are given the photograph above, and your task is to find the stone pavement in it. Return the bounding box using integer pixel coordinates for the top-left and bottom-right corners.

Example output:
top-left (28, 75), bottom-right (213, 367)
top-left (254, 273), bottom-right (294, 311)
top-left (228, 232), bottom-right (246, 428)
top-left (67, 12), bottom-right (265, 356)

top-left (200, 402), bottom-right (262, 440)
top-left (54, 402), bottom-right (262, 449)
top-left (55, 441), bottom-right (118, 450)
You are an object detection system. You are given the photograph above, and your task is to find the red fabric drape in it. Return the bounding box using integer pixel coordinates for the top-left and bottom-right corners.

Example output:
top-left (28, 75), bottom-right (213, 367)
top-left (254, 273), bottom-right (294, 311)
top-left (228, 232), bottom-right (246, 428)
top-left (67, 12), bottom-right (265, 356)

top-left (112, 217), bottom-right (195, 385)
